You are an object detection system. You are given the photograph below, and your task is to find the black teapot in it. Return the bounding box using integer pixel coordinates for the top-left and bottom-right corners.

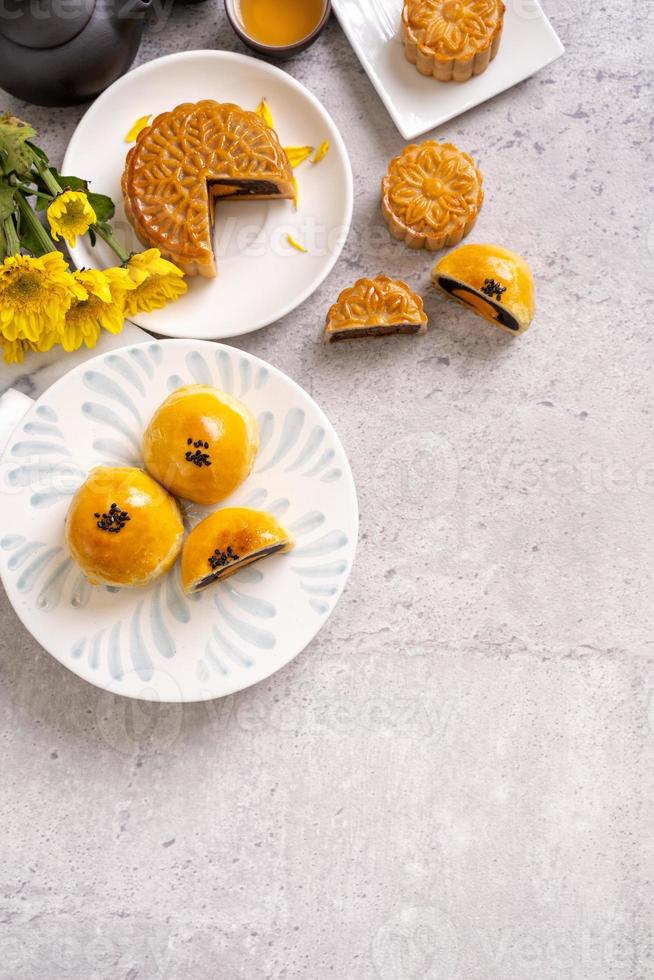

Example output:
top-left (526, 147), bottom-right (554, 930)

top-left (0, 0), bottom-right (151, 106)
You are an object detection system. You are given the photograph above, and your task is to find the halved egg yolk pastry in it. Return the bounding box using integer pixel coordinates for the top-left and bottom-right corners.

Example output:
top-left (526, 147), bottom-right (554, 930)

top-left (65, 466), bottom-right (184, 588)
top-left (181, 508), bottom-right (294, 594)
top-left (143, 385), bottom-right (259, 506)
top-left (432, 243), bottom-right (535, 334)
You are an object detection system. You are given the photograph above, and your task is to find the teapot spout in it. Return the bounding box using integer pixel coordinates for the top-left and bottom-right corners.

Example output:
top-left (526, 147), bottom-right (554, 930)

top-left (112, 0), bottom-right (152, 19)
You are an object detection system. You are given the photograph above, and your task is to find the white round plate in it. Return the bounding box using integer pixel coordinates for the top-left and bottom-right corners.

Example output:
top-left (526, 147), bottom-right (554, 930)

top-left (63, 50), bottom-right (353, 340)
top-left (0, 340), bottom-right (358, 702)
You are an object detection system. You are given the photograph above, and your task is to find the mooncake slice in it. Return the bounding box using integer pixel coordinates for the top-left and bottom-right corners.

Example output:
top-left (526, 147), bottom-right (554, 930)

top-left (325, 275), bottom-right (428, 342)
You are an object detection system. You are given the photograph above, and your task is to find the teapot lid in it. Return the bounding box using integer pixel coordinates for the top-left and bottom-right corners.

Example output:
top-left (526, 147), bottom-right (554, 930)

top-left (0, 0), bottom-right (95, 49)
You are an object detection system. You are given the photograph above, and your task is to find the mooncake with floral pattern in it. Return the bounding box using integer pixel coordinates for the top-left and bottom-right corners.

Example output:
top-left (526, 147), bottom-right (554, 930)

top-left (402, 0), bottom-right (505, 82)
top-left (381, 140), bottom-right (483, 251)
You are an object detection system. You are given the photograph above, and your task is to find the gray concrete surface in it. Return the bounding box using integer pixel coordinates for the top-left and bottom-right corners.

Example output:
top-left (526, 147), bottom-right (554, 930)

top-left (1, 2), bottom-right (653, 978)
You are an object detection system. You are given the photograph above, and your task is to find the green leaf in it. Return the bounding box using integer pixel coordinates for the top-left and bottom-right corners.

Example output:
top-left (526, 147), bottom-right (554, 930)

top-left (0, 183), bottom-right (15, 222)
top-left (87, 191), bottom-right (115, 222)
top-left (54, 172), bottom-right (88, 192)
top-left (0, 221), bottom-right (7, 262)
top-left (25, 139), bottom-right (48, 166)
top-left (0, 116), bottom-right (37, 178)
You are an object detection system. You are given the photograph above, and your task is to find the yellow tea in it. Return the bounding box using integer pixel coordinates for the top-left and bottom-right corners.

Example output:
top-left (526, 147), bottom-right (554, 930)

top-left (237, 0), bottom-right (325, 46)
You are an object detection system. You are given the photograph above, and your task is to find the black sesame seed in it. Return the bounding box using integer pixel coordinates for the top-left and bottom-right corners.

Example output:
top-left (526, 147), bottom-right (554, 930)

top-left (95, 501), bottom-right (131, 534)
top-left (207, 546), bottom-right (241, 570)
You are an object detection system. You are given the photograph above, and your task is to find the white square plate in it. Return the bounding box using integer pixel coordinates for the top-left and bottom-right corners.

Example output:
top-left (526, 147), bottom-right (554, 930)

top-left (332, 0), bottom-right (564, 138)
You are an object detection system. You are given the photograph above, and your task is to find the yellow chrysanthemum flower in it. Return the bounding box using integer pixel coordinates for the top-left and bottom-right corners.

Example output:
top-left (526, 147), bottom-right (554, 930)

top-left (47, 190), bottom-right (97, 248)
top-left (1, 338), bottom-right (40, 365)
top-left (59, 267), bottom-right (135, 352)
top-left (123, 249), bottom-right (187, 317)
top-left (0, 252), bottom-right (87, 343)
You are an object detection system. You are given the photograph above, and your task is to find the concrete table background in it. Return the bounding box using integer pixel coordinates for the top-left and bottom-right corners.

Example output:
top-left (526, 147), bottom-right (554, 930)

top-left (1, 3), bottom-right (653, 978)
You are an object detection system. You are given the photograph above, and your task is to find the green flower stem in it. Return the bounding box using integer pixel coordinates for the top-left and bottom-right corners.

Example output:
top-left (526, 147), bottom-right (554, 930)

top-left (13, 180), bottom-right (45, 198)
top-left (33, 158), bottom-right (62, 198)
top-left (3, 214), bottom-right (20, 256)
top-left (15, 191), bottom-right (57, 254)
top-left (93, 222), bottom-right (130, 264)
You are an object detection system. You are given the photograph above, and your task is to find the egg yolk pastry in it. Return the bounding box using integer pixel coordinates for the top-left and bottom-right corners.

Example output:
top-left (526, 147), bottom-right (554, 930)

top-left (181, 508), bottom-right (294, 594)
top-left (65, 466), bottom-right (184, 588)
top-left (432, 243), bottom-right (535, 334)
top-left (143, 385), bottom-right (259, 506)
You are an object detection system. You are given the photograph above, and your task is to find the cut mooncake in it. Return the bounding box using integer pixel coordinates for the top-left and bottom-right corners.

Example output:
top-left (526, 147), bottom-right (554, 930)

top-left (181, 508), bottom-right (294, 594)
top-left (325, 275), bottom-right (427, 342)
top-left (432, 243), bottom-right (535, 334)
top-left (122, 100), bottom-right (295, 278)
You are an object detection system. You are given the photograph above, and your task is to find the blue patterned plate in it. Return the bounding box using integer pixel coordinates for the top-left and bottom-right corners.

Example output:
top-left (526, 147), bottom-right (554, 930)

top-left (0, 341), bottom-right (358, 702)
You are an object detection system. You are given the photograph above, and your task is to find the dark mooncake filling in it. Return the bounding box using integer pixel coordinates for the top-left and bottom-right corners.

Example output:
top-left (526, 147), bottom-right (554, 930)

top-left (328, 322), bottom-right (424, 342)
top-left (192, 542), bottom-right (287, 592)
top-left (436, 275), bottom-right (520, 332)
top-left (210, 179), bottom-right (283, 198)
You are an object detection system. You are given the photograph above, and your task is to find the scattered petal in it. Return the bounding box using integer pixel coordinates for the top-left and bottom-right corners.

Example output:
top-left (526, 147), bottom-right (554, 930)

top-left (255, 98), bottom-right (274, 129)
top-left (313, 141), bottom-right (330, 164)
top-left (292, 176), bottom-right (299, 210)
top-left (125, 114), bottom-right (152, 143)
top-left (284, 145), bottom-right (314, 168)
top-left (286, 234), bottom-right (307, 253)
